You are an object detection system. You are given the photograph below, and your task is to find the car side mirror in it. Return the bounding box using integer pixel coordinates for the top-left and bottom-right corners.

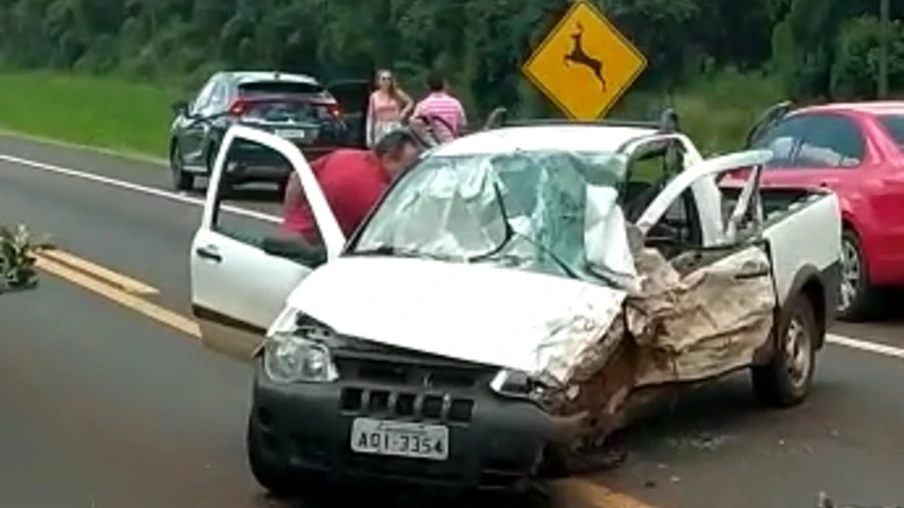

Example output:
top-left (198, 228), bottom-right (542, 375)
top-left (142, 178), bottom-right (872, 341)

top-left (261, 235), bottom-right (327, 267)
top-left (172, 100), bottom-right (189, 116)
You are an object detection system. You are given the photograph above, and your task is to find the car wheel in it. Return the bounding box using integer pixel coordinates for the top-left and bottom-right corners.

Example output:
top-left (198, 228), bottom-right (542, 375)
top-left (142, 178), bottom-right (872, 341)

top-left (245, 417), bottom-right (297, 498)
top-left (751, 293), bottom-right (818, 407)
top-left (836, 228), bottom-right (875, 322)
top-left (169, 143), bottom-right (194, 191)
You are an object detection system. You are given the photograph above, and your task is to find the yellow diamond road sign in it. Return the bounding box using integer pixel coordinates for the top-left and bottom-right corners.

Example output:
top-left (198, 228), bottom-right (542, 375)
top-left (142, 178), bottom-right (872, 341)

top-left (522, 0), bottom-right (647, 121)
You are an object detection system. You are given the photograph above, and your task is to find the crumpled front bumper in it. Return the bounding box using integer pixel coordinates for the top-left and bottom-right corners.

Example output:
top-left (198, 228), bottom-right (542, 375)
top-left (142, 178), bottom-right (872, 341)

top-left (248, 359), bottom-right (580, 490)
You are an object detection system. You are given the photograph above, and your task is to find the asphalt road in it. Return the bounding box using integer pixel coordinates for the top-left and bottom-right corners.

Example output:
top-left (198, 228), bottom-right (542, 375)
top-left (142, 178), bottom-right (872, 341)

top-left (1, 133), bottom-right (904, 508)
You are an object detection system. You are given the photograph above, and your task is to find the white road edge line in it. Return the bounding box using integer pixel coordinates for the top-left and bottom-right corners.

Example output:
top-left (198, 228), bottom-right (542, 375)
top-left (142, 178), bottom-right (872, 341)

top-left (5, 151), bottom-right (904, 363)
top-left (0, 153), bottom-right (280, 224)
top-left (826, 333), bottom-right (904, 360)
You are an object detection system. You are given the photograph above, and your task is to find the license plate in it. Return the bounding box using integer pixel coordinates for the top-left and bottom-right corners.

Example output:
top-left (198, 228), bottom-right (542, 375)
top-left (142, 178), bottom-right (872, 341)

top-left (276, 129), bottom-right (306, 139)
top-left (350, 418), bottom-right (449, 461)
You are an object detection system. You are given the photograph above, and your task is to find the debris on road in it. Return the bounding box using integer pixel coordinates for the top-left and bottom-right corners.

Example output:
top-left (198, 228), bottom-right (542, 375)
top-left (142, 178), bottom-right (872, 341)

top-left (818, 491), bottom-right (903, 508)
top-left (0, 224), bottom-right (39, 292)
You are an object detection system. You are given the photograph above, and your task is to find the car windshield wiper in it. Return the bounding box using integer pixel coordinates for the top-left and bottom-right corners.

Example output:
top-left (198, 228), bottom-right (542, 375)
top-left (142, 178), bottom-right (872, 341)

top-left (348, 244), bottom-right (397, 256)
top-left (465, 177), bottom-right (580, 279)
top-left (349, 244), bottom-right (455, 261)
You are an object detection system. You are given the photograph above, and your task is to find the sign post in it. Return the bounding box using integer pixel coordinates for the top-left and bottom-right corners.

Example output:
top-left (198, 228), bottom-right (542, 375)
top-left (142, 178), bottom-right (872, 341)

top-left (522, 0), bottom-right (647, 120)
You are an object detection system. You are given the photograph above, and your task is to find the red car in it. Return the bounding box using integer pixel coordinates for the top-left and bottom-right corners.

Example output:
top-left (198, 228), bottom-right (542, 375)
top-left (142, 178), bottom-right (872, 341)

top-left (722, 101), bottom-right (904, 321)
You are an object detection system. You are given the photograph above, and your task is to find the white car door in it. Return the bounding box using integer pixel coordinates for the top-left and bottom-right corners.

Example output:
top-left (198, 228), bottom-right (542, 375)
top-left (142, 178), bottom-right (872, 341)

top-left (631, 150), bottom-right (780, 384)
top-left (190, 126), bottom-right (344, 361)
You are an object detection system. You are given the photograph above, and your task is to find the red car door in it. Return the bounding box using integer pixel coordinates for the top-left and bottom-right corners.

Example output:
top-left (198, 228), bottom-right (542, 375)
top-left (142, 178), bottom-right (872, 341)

top-left (863, 113), bottom-right (904, 282)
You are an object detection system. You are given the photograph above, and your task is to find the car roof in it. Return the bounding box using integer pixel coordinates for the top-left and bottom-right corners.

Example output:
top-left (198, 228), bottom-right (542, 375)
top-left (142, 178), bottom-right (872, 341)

top-left (223, 71), bottom-right (322, 86)
top-left (795, 101), bottom-right (904, 117)
top-left (430, 125), bottom-right (658, 156)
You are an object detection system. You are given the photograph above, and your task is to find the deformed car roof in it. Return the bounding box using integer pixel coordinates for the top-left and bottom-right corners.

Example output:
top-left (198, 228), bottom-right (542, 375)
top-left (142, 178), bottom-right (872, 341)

top-left (430, 125), bottom-right (659, 157)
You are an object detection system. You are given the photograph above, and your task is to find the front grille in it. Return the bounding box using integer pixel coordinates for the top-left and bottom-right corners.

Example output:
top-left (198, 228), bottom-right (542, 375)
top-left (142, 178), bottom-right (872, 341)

top-left (340, 387), bottom-right (475, 424)
top-left (335, 356), bottom-right (485, 390)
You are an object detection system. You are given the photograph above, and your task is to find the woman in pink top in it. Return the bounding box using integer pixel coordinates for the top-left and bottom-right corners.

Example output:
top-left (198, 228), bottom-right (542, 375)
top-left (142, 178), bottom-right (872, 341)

top-left (366, 69), bottom-right (413, 148)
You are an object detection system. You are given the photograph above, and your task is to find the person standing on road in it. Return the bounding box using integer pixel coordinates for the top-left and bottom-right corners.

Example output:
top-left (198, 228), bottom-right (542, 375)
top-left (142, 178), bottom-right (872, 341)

top-left (281, 129), bottom-right (422, 242)
top-left (366, 69), bottom-right (413, 148)
top-left (411, 71), bottom-right (467, 143)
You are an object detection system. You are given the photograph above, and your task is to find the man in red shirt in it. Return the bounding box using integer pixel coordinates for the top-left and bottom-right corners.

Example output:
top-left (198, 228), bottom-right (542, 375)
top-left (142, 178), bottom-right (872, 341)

top-left (281, 129), bottom-right (421, 243)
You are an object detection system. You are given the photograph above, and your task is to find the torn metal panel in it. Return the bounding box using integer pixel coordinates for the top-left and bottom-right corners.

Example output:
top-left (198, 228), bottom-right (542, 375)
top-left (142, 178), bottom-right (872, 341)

top-left (531, 285), bottom-right (626, 386)
top-left (541, 223), bottom-right (776, 441)
top-left (626, 237), bottom-right (776, 386)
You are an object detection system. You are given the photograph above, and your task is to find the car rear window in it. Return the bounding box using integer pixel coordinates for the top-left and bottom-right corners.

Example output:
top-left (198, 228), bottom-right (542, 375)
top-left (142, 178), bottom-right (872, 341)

top-left (242, 100), bottom-right (334, 123)
top-left (879, 115), bottom-right (904, 148)
top-left (238, 80), bottom-right (325, 96)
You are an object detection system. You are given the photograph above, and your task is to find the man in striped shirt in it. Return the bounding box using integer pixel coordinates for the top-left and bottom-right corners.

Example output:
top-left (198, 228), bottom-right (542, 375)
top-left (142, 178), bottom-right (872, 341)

top-left (411, 72), bottom-right (467, 143)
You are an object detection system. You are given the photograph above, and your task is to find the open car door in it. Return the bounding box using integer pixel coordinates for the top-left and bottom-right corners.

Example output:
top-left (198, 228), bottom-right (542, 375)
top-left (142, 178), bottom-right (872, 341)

top-left (326, 79), bottom-right (372, 148)
top-left (189, 126), bottom-right (345, 361)
top-left (631, 150), bottom-right (780, 384)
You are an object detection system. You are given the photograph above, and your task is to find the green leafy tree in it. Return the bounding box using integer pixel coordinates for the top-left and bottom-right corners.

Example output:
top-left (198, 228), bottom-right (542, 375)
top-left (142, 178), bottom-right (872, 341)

top-left (830, 16), bottom-right (904, 99)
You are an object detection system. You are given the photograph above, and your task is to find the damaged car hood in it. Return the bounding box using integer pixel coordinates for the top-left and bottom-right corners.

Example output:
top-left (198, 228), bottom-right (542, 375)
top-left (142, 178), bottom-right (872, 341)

top-left (286, 255), bottom-right (626, 383)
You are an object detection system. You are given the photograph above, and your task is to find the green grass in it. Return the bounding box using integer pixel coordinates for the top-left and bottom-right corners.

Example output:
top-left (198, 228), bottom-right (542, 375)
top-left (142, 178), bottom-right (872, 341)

top-left (0, 71), bottom-right (180, 158)
top-left (0, 68), bottom-right (783, 161)
top-left (615, 68), bottom-right (785, 155)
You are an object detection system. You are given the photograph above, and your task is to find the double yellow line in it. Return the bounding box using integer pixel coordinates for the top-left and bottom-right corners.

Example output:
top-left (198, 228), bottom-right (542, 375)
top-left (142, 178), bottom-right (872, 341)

top-left (33, 247), bottom-right (661, 508)
top-left (34, 248), bottom-right (200, 338)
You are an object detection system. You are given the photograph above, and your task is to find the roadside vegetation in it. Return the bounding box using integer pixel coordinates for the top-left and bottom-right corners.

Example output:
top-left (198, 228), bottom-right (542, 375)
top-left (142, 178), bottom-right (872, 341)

top-left (0, 72), bottom-right (177, 156)
top-left (0, 0), bottom-right (900, 158)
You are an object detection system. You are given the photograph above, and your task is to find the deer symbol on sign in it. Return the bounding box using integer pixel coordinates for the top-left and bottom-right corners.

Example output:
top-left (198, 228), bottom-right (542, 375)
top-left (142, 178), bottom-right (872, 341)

top-left (564, 22), bottom-right (607, 91)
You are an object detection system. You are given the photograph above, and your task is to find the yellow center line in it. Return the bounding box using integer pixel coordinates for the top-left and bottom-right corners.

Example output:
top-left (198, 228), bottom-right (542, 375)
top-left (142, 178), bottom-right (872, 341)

top-left (33, 250), bottom-right (661, 508)
top-left (38, 249), bottom-right (159, 295)
top-left (35, 256), bottom-right (199, 338)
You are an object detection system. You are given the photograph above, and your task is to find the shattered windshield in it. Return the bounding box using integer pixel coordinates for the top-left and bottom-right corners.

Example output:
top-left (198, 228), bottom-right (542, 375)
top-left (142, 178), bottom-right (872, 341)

top-left (350, 149), bottom-right (631, 282)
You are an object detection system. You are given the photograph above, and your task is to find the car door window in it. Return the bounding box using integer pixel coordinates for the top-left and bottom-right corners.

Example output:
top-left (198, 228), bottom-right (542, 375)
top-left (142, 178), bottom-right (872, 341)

top-left (622, 139), bottom-right (685, 222)
top-left (190, 79), bottom-right (217, 116)
top-left (644, 189), bottom-right (702, 259)
top-left (207, 81), bottom-right (229, 114)
top-left (751, 116), bottom-right (809, 168)
top-left (213, 138), bottom-right (327, 265)
top-left (878, 114), bottom-right (904, 150)
top-left (649, 167), bottom-right (766, 279)
top-left (795, 114), bottom-right (864, 168)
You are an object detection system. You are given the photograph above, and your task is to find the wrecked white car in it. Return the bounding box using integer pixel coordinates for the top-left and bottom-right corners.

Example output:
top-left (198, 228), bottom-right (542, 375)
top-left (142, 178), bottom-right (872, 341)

top-left (188, 119), bottom-right (841, 494)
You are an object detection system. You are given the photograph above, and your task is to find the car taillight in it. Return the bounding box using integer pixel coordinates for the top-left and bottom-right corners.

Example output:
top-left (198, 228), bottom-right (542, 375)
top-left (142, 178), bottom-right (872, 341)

top-left (227, 99), bottom-right (248, 117)
top-left (327, 103), bottom-right (342, 119)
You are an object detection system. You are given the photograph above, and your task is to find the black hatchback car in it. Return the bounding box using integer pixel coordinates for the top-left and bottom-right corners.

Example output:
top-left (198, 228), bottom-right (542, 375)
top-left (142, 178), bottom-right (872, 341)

top-left (168, 71), bottom-right (370, 192)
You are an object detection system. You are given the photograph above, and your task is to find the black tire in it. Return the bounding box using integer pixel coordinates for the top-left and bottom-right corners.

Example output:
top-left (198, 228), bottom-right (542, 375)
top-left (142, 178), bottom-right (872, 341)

top-left (836, 228), bottom-right (876, 322)
top-left (245, 418), bottom-right (297, 498)
top-left (751, 293), bottom-right (818, 407)
top-left (169, 143), bottom-right (194, 191)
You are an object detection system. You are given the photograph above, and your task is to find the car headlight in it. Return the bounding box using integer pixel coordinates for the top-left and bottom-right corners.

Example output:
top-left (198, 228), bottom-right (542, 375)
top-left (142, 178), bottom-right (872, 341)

top-left (263, 331), bottom-right (338, 384)
top-left (489, 369), bottom-right (549, 400)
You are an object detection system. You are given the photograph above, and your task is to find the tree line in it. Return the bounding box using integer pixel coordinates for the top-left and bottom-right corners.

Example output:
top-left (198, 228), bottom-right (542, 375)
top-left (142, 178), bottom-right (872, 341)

top-left (0, 0), bottom-right (902, 116)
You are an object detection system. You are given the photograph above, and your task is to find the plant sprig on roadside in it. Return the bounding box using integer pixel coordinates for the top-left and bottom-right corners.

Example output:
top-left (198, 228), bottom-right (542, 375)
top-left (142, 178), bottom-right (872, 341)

top-left (0, 224), bottom-right (39, 292)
